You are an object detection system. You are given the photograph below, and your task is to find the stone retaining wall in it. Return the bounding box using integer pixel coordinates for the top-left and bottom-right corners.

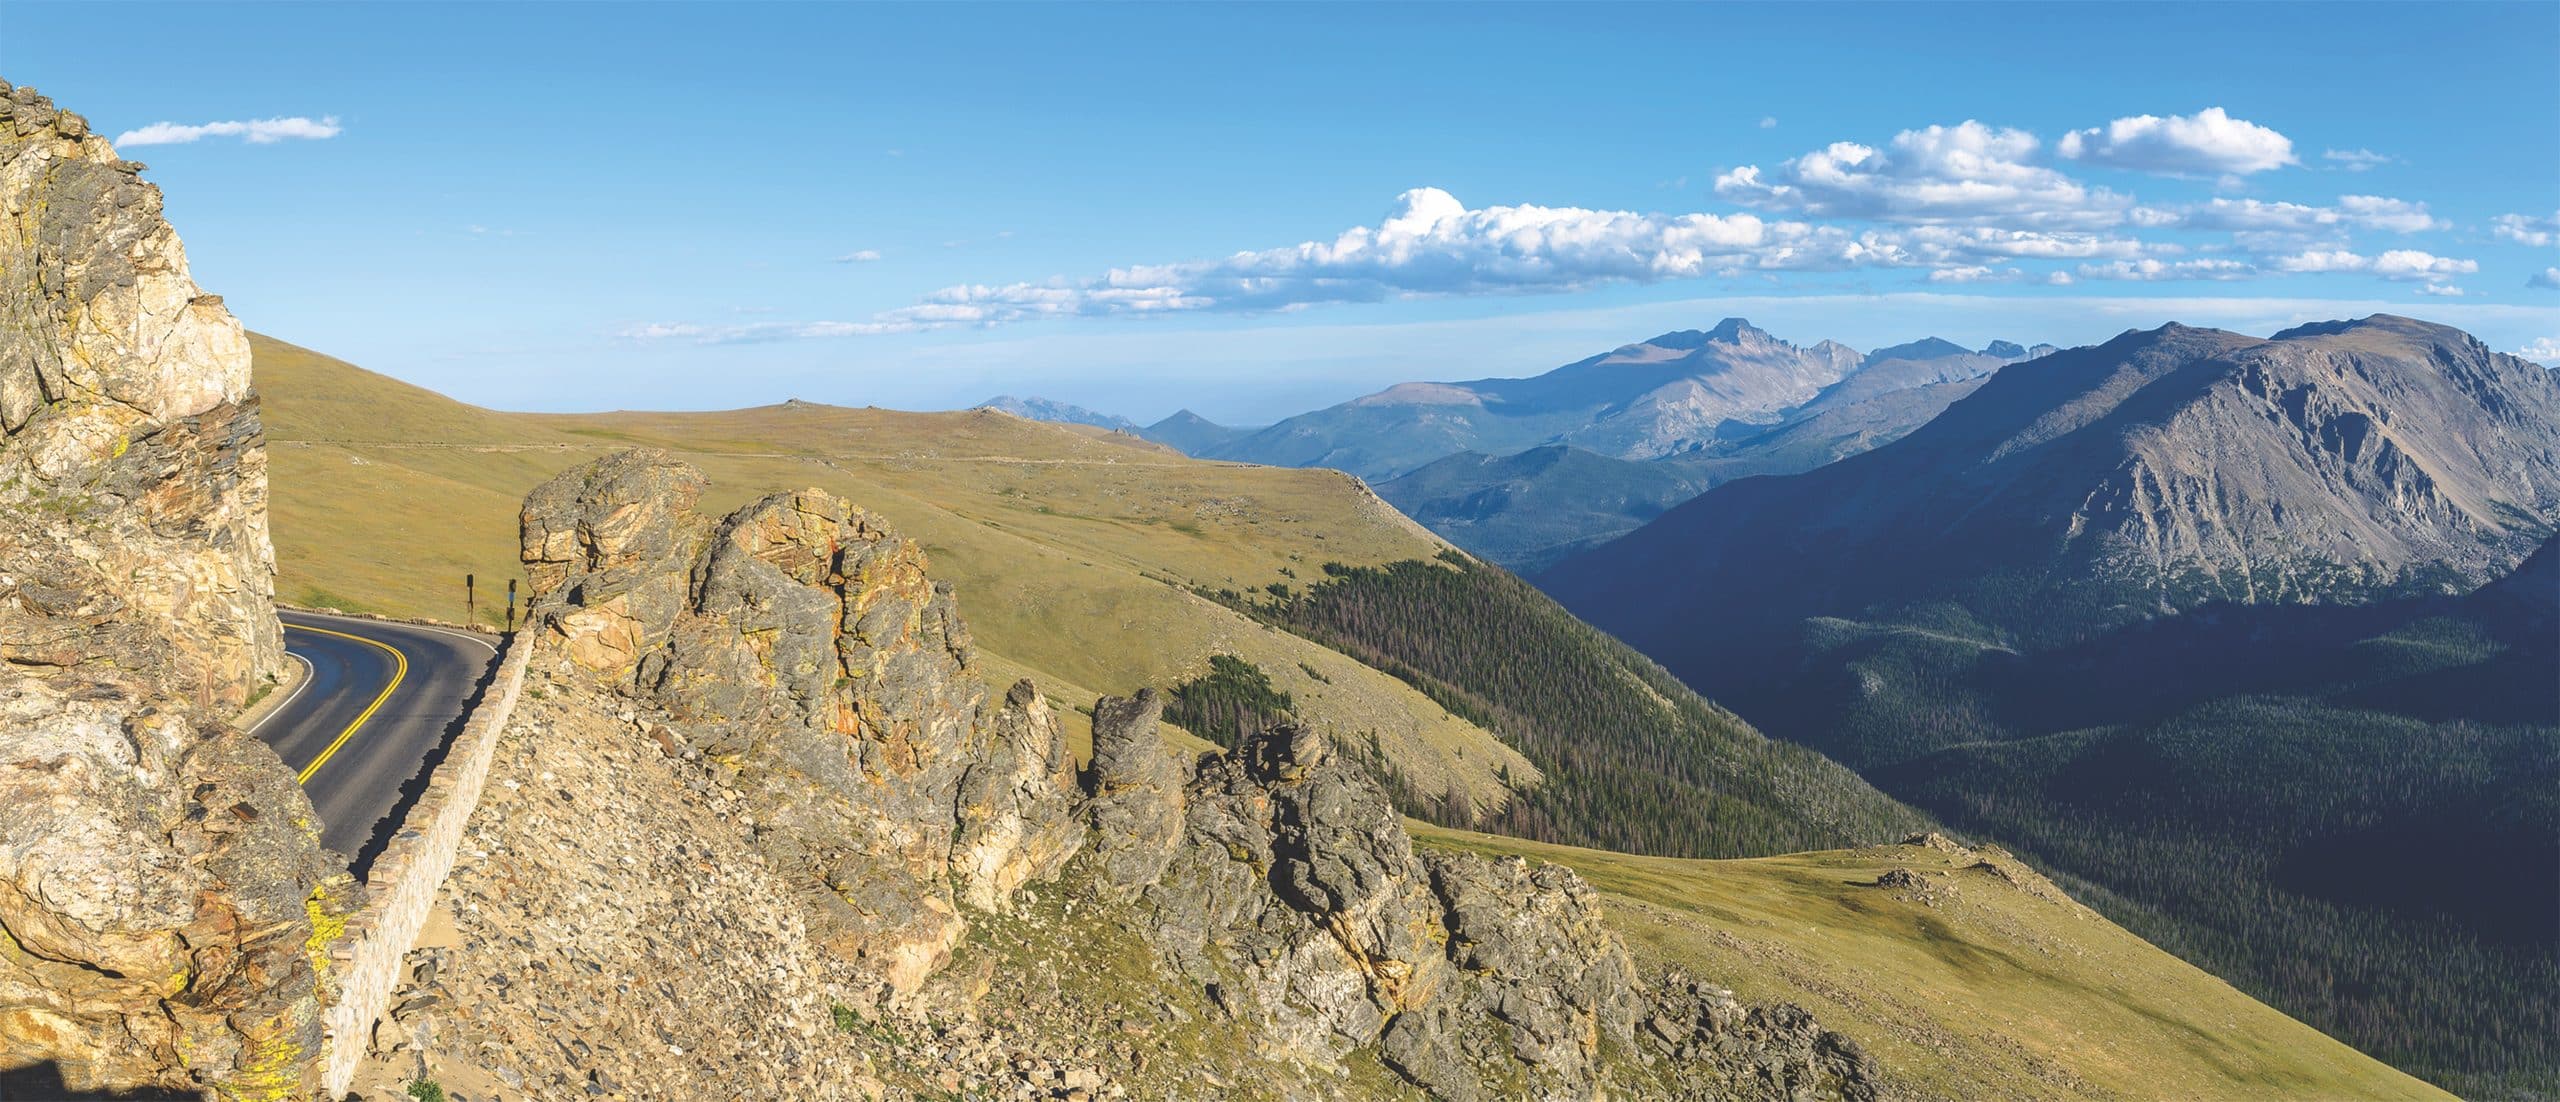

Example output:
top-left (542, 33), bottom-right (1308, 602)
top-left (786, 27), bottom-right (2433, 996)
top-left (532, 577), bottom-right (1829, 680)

top-left (317, 635), bottom-right (534, 1097)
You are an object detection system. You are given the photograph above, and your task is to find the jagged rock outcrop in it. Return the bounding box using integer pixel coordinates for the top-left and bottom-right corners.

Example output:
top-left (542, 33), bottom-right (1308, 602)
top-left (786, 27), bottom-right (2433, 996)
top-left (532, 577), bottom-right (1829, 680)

top-left (519, 453), bottom-right (1083, 994)
top-left (1132, 717), bottom-right (1884, 1100)
top-left (1143, 723), bottom-right (1452, 1064)
top-left (1079, 689), bottom-right (1185, 900)
top-left (413, 449), bottom-right (1898, 1098)
top-left (0, 82), bottom-right (347, 1099)
top-left (954, 679), bottom-right (1082, 912)
top-left (517, 449), bottom-right (705, 671)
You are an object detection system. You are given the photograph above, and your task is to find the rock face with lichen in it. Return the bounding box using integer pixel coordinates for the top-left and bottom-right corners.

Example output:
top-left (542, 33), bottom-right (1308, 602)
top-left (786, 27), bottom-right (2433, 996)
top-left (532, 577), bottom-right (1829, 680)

top-left (520, 451), bottom-right (1085, 993)
top-left (1127, 717), bottom-right (1884, 1100)
top-left (0, 81), bottom-right (348, 1100)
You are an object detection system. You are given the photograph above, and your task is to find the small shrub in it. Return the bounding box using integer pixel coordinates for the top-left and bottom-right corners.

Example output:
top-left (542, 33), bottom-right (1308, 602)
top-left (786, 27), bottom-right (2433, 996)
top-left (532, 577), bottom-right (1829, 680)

top-left (407, 1081), bottom-right (447, 1102)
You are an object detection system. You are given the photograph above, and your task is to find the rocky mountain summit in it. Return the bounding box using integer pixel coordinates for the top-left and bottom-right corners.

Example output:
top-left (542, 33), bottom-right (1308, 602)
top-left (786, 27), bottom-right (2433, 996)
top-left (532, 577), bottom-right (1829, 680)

top-left (1137, 408), bottom-right (1254, 455)
top-left (1374, 335), bottom-right (2047, 570)
top-left (391, 448), bottom-right (1889, 1099)
top-left (0, 82), bottom-right (348, 1099)
top-left (1206, 320), bottom-right (2044, 482)
top-left (1548, 315), bottom-right (2560, 662)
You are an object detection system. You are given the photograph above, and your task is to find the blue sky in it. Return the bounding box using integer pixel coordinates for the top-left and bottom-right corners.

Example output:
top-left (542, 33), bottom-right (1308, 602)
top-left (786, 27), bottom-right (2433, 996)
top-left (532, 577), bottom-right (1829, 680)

top-left (6, 1), bottom-right (2556, 424)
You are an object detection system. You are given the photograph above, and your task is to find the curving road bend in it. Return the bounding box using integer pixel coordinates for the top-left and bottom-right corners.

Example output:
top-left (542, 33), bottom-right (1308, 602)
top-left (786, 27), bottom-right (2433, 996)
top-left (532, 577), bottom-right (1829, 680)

top-left (251, 610), bottom-right (499, 874)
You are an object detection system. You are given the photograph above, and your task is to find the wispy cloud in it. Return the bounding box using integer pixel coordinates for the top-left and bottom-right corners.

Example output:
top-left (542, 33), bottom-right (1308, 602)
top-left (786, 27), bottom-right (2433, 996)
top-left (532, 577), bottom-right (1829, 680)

top-left (2075, 257), bottom-right (2256, 282)
top-left (1926, 265), bottom-right (2029, 284)
top-left (834, 249), bottom-right (884, 263)
top-left (2172, 195), bottom-right (2443, 236)
top-left (114, 115), bottom-right (341, 147)
top-left (2057, 107), bottom-right (2296, 176)
top-left (2320, 148), bottom-right (2394, 171)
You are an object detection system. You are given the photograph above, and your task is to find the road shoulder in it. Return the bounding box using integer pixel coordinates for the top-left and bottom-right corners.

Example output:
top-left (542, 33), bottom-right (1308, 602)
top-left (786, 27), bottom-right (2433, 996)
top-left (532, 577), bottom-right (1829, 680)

top-left (232, 647), bottom-right (313, 734)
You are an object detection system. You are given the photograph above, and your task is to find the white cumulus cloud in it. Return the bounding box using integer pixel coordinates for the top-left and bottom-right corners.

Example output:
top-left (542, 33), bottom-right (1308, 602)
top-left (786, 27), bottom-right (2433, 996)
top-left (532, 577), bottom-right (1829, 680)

top-left (114, 115), bottom-right (342, 146)
top-left (2269, 249), bottom-right (2371, 274)
top-left (2057, 107), bottom-right (2296, 176)
top-left (2369, 249), bottom-right (2478, 281)
top-left (2265, 248), bottom-right (2478, 283)
top-left (1714, 120), bottom-right (2129, 229)
top-left (2495, 212), bottom-right (2559, 248)
top-left (2529, 267), bottom-right (2560, 290)
top-left (2517, 338), bottom-right (2560, 365)
top-left (635, 189), bottom-right (1897, 340)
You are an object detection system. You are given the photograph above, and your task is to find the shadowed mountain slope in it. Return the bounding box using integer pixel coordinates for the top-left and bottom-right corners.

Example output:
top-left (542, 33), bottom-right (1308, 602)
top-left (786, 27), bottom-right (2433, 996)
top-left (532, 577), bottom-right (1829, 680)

top-left (1542, 314), bottom-right (2560, 1096)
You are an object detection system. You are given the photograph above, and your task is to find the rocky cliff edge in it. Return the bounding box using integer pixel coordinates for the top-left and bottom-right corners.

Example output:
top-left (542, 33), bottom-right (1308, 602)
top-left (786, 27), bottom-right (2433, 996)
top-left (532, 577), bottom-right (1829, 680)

top-left (0, 81), bottom-right (348, 1100)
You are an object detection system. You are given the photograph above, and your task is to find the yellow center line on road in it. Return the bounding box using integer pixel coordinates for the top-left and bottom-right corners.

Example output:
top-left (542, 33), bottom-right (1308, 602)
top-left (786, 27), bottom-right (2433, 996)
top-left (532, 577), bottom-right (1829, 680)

top-left (285, 622), bottom-right (407, 785)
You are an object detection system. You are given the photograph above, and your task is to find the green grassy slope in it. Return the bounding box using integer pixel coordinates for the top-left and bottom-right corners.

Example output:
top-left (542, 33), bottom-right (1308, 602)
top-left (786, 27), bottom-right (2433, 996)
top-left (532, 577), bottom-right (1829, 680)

top-left (1417, 824), bottom-right (2456, 1102)
top-left (255, 334), bottom-right (1529, 812)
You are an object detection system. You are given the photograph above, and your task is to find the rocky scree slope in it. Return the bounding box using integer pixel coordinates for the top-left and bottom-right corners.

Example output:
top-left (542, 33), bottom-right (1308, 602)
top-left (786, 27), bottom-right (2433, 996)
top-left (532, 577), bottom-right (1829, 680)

top-left (401, 448), bottom-right (1889, 1099)
top-left (0, 82), bottom-right (349, 1100)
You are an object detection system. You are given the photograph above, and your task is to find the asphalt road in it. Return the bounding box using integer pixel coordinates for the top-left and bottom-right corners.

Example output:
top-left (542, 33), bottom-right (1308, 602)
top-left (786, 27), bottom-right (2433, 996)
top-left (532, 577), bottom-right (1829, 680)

top-left (251, 610), bottom-right (499, 873)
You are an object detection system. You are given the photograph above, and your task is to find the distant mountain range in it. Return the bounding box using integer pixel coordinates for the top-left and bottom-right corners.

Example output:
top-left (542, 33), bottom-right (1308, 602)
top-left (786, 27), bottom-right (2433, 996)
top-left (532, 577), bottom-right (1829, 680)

top-left (1139, 409), bottom-right (1256, 455)
top-left (975, 323), bottom-right (2057, 570)
top-left (1541, 314), bottom-right (2560, 1094)
top-left (974, 394), bottom-right (1141, 433)
top-left (1369, 328), bottom-right (2054, 569)
top-left (968, 398), bottom-right (1266, 457)
top-left (1546, 315), bottom-right (2560, 658)
top-left (1200, 318), bottom-right (1858, 480)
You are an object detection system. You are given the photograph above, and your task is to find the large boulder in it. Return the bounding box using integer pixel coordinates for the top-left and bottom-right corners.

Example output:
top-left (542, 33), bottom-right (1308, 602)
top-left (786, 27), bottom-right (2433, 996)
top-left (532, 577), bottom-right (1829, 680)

top-left (520, 457), bottom-right (1083, 995)
top-left (517, 447), bottom-right (707, 671)
top-left (0, 81), bottom-right (346, 1099)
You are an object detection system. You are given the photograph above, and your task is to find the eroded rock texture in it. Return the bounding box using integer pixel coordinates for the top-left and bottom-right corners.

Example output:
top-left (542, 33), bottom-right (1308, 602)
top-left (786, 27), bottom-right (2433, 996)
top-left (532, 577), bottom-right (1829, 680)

top-left (1133, 717), bottom-right (1884, 1100)
top-left (0, 82), bottom-right (345, 1099)
top-left (512, 449), bottom-right (1887, 1099)
top-left (520, 452), bottom-right (1083, 993)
